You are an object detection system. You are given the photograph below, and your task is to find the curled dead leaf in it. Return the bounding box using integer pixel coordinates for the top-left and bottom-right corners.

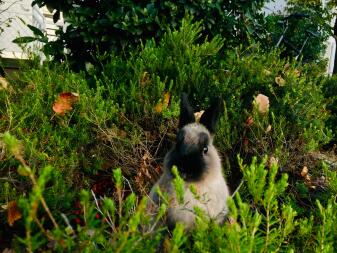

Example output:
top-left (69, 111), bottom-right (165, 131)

top-left (52, 92), bottom-right (79, 116)
top-left (7, 200), bottom-right (22, 226)
top-left (305, 174), bottom-right (311, 182)
top-left (301, 166), bottom-right (308, 178)
top-left (265, 125), bottom-right (272, 133)
top-left (275, 75), bottom-right (286, 86)
top-left (254, 94), bottom-right (269, 114)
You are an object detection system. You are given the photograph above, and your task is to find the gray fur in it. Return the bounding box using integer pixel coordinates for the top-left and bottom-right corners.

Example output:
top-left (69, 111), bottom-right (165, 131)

top-left (148, 114), bottom-right (230, 230)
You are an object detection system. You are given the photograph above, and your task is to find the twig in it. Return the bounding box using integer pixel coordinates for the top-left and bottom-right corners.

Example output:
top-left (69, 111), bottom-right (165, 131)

top-left (231, 180), bottom-right (244, 197)
top-left (29, 173), bottom-right (59, 229)
top-left (0, 0), bottom-right (21, 16)
top-left (33, 216), bottom-right (55, 241)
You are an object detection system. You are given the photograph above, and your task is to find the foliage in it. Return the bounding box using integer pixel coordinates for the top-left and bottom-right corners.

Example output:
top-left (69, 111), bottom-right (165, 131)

top-left (25, 0), bottom-right (270, 71)
top-left (1, 18), bottom-right (336, 251)
top-left (265, 0), bottom-right (333, 62)
top-left (3, 134), bottom-right (337, 251)
top-left (322, 75), bottom-right (337, 143)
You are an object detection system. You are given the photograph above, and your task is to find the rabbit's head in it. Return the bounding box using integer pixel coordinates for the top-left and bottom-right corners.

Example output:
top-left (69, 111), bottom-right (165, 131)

top-left (164, 93), bottom-right (223, 182)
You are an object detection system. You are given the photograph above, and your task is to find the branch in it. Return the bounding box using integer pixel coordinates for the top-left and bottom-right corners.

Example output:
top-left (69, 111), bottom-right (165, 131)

top-left (0, 0), bottom-right (21, 16)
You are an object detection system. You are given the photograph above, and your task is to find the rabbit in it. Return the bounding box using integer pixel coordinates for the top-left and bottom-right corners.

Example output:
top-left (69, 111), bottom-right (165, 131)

top-left (148, 93), bottom-right (230, 231)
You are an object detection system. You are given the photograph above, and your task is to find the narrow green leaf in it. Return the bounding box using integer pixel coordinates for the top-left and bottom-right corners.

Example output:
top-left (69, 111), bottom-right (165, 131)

top-left (12, 36), bottom-right (37, 44)
top-left (27, 24), bottom-right (44, 37)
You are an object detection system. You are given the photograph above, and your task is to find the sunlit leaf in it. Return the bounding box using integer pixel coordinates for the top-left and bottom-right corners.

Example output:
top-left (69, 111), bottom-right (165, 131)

top-left (52, 92), bottom-right (79, 116)
top-left (275, 75), bottom-right (286, 86)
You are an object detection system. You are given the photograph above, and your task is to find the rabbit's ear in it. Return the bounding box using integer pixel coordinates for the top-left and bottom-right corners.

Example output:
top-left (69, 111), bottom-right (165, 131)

top-left (179, 93), bottom-right (195, 129)
top-left (200, 97), bottom-right (224, 134)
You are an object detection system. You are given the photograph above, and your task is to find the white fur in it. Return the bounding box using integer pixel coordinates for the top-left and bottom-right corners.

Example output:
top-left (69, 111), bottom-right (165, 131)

top-left (148, 123), bottom-right (230, 230)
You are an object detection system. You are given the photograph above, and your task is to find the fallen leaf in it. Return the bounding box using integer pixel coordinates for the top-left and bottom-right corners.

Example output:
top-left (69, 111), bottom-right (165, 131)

top-left (7, 200), bottom-right (22, 226)
top-left (0, 77), bottom-right (9, 90)
top-left (246, 116), bottom-right (254, 126)
top-left (275, 75), bottom-right (286, 86)
top-left (52, 92), bottom-right (79, 116)
top-left (284, 63), bottom-right (290, 71)
top-left (265, 125), bottom-right (272, 133)
top-left (254, 94), bottom-right (269, 114)
top-left (305, 174), bottom-right (311, 182)
top-left (301, 166), bottom-right (308, 177)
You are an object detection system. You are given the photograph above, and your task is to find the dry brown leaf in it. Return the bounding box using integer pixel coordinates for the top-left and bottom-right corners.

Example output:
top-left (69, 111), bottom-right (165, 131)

top-left (7, 200), bottom-right (22, 226)
top-left (301, 166), bottom-right (308, 178)
top-left (52, 92), bottom-right (79, 116)
top-left (254, 94), bottom-right (269, 114)
top-left (284, 63), bottom-right (290, 71)
top-left (275, 75), bottom-right (286, 86)
top-left (0, 77), bottom-right (9, 90)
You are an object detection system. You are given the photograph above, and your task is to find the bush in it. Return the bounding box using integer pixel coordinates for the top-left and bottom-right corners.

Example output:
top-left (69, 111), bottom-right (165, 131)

top-left (1, 18), bottom-right (335, 250)
top-left (264, 0), bottom-right (333, 63)
top-left (29, 0), bottom-right (269, 71)
top-left (3, 134), bottom-right (337, 252)
top-left (322, 75), bottom-right (337, 144)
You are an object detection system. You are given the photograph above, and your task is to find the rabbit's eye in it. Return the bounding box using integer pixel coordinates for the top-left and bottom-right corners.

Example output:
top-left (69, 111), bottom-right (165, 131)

top-left (203, 146), bottom-right (208, 154)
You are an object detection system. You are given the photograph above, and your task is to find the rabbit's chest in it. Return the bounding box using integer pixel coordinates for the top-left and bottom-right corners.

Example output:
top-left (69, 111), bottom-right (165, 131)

top-left (167, 176), bottom-right (229, 228)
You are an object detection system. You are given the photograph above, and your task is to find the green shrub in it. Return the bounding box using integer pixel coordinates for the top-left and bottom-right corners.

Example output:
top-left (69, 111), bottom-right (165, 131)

top-left (322, 75), bottom-right (337, 143)
top-left (3, 135), bottom-right (337, 252)
top-left (26, 0), bottom-right (270, 71)
top-left (1, 18), bottom-right (335, 251)
top-left (265, 0), bottom-right (333, 63)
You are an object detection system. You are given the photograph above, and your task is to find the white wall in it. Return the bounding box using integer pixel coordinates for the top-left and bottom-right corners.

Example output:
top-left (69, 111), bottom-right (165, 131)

top-left (263, 0), bottom-right (287, 15)
top-left (0, 0), bottom-right (34, 59)
top-left (0, 0), bottom-right (64, 60)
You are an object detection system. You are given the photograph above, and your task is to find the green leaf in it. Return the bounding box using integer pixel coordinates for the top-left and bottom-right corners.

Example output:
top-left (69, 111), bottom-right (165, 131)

top-left (12, 36), bottom-right (37, 44)
top-left (27, 24), bottom-right (44, 37)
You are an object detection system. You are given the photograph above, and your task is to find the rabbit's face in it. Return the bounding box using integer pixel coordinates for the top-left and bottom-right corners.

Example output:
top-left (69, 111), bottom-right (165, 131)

top-left (164, 93), bottom-right (223, 182)
top-left (166, 123), bottom-right (212, 181)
